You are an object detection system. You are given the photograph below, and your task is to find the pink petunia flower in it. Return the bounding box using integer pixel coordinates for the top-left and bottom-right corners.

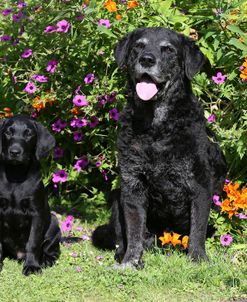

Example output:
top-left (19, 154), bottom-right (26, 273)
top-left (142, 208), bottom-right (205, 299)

top-left (0, 35), bottom-right (12, 42)
top-left (74, 156), bottom-right (89, 172)
top-left (207, 114), bottom-right (215, 124)
top-left (46, 60), bottom-right (58, 73)
top-left (84, 73), bottom-right (95, 84)
top-left (73, 131), bottom-right (84, 141)
top-left (212, 194), bottom-right (221, 206)
top-left (24, 81), bottom-right (36, 94)
top-left (52, 119), bottom-right (66, 132)
top-left (220, 234), bottom-right (233, 246)
top-left (32, 74), bottom-right (48, 83)
top-left (52, 169), bottom-right (68, 183)
top-left (21, 49), bottom-right (32, 58)
top-left (56, 20), bottom-right (70, 33)
top-left (212, 72), bottom-right (226, 85)
top-left (2, 9), bottom-right (13, 16)
top-left (72, 95), bottom-right (88, 107)
top-left (44, 25), bottom-right (56, 33)
top-left (98, 19), bottom-right (111, 28)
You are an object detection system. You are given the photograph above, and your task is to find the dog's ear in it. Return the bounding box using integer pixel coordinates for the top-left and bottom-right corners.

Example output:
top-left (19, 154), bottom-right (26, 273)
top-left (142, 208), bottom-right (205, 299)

top-left (34, 121), bottom-right (55, 160)
top-left (114, 33), bottom-right (132, 68)
top-left (0, 119), bottom-right (6, 154)
top-left (183, 37), bottom-right (206, 80)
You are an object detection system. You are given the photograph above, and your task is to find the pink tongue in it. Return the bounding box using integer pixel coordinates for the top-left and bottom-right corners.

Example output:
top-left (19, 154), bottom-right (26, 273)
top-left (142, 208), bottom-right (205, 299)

top-left (136, 81), bottom-right (158, 101)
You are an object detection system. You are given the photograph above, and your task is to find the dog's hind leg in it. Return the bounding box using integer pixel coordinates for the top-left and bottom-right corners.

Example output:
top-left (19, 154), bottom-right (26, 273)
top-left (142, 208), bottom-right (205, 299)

top-left (42, 214), bottom-right (61, 268)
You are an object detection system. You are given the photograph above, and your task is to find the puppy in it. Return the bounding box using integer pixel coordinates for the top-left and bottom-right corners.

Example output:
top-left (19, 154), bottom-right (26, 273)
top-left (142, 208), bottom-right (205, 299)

top-left (93, 27), bottom-right (227, 268)
top-left (0, 115), bottom-right (61, 275)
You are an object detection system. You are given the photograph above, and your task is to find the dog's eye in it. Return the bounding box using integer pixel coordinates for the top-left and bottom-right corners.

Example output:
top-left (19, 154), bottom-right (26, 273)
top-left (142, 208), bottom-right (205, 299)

top-left (135, 42), bottom-right (145, 49)
top-left (161, 45), bottom-right (174, 53)
top-left (24, 129), bottom-right (33, 138)
top-left (4, 128), bottom-right (13, 137)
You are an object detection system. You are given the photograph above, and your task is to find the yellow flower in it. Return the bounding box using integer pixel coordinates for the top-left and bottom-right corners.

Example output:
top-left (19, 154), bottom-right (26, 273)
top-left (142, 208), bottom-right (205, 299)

top-left (127, 0), bottom-right (138, 9)
top-left (170, 233), bottom-right (182, 247)
top-left (105, 0), bottom-right (117, 12)
top-left (159, 232), bottom-right (172, 246)
top-left (181, 236), bottom-right (189, 249)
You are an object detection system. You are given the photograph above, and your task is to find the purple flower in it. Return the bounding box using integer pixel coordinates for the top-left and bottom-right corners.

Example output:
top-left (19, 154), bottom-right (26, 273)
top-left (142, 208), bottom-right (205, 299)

top-left (18, 1), bottom-right (28, 9)
top-left (24, 82), bottom-right (37, 94)
top-left (54, 146), bottom-right (64, 159)
top-left (52, 169), bottom-right (68, 183)
top-left (108, 91), bottom-right (117, 103)
top-left (76, 15), bottom-right (84, 21)
top-left (102, 169), bottom-right (108, 181)
top-left (70, 118), bottom-right (79, 128)
top-left (74, 85), bottom-right (81, 94)
top-left (12, 12), bottom-right (24, 22)
top-left (215, 8), bottom-right (223, 16)
top-left (98, 96), bottom-right (106, 108)
top-left (73, 131), bottom-right (83, 141)
top-left (46, 60), bottom-right (58, 73)
top-left (89, 116), bottom-right (99, 128)
top-left (44, 25), bottom-right (56, 33)
top-left (207, 114), bottom-right (215, 124)
top-left (96, 161), bottom-right (101, 167)
top-left (212, 194), bottom-right (221, 206)
top-left (98, 19), bottom-right (111, 28)
top-left (13, 39), bottom-right (19, 46)
top-left (77, 118), bottom-right (87, 128)
top-left (109, 108), bottom-right (120, 121)
top-left (31, 111), bottom-right (38, 119)
top-left (52, 119), bottom-right (66, 132)
top-left (72, 95), bottom-right (88, 107)
top-left (74, 156), bottom-right (89, 172)
top-left (75, 266), bottom-right (82, 272)
top-left (225, 179), bottom-right (233, 184)
top-left (84, 73), bottom-right (95, 84)
top-left (56, 20), bottom-right (70, 33)
top-left (21, 49), bottom-right (32, 58)
top-left (96, 255), bottom-right (103, 261)
top-left (2, 9), bottom-right (13, 16)
top-left (0, 35), bottom-right (12, 42)
top-left (212, 72), bottom-right (226, 85)
top-left (32, 74), bottom-right (48, 83)
top-left (61, 216), bottom-right (73, 232)
top-left (82, 235), bottom-right (90, 241)
top-left (236, 213), bottom-right (247, 219)
top-left (71, 252), bottom-right (77, 258)
top-left (97, 49), bottom-right (104, 55)
top-left (220, 234), bottom-right (233, 246)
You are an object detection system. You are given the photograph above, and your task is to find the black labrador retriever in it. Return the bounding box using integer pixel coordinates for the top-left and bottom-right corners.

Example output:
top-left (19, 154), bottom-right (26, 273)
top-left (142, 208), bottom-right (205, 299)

top-left (0, 115), bottom-right (61, 275)
top-left (92, 27), bottom-right (227, 268)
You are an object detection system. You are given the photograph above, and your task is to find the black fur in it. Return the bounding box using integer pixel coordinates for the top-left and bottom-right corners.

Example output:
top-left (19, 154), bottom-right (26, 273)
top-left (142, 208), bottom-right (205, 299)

top-left (92, 27), bottom-right (227, 268)
top-left (0, 115), bottom-right (61, 275)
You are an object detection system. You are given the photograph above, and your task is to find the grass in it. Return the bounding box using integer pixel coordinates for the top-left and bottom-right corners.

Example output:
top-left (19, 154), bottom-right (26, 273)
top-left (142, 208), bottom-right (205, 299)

top-left (0, 217), bottom-right (246, 302)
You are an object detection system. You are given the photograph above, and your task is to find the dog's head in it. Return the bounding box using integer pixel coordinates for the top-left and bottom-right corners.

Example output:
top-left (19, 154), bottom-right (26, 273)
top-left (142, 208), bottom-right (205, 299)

top-left (115, 27), bottom-right (206, 102)
top-left (0, 115), bottom-right (55, 165)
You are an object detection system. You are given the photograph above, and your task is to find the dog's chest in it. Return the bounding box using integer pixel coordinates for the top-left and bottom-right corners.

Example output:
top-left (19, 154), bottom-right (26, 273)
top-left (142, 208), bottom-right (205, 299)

top-left (0, 181), bottom-right (35, 216)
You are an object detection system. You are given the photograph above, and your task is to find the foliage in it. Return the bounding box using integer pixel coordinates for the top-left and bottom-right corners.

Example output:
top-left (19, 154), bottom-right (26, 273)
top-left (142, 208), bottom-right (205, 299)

top-left (0, 0), bottom-right (246, 247)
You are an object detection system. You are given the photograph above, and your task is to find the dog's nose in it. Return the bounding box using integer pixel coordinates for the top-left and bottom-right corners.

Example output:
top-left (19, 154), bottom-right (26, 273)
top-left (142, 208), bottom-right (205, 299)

top-left (9, 148), bottom-right (21, 157)
top-left (139, 53), bottom-right (156, 67)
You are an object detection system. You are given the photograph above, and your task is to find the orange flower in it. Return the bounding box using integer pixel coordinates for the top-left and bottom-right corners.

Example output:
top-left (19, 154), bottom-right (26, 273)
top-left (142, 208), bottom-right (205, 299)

top-left (116, 14), bottom-right (122, 20)
top-left (127, 0), bottom-right (138, 9)
top-left (3, 107), bottom-right (11, 112)
top-left (105, 0), bottom-right (117, 12)
top-left (71, 106), bottom-right (80, 116)
top-left (32, 97), bottom-right (45, 112)
top-left (159, 232), bottom-right (172, 246)
top-left (5, 112), bottom-right (12, 118)
top-left (170, 233), bottom-right (182, 247)
top-left (181, 236), bottom-right (189, 249)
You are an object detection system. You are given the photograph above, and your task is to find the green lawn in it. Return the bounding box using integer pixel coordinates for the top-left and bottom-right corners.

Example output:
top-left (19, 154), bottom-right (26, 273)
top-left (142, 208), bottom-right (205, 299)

top-left (0, 221), bottom-right (246, 302)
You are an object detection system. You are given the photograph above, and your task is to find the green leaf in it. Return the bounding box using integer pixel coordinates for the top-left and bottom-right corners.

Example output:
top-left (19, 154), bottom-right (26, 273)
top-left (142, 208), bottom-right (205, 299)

top-left (228, 38), bottom-right (247, 51)
top-left (226, 25), bottom-right (245, 36)
top-left (97, 26), bottom-right (117, 38)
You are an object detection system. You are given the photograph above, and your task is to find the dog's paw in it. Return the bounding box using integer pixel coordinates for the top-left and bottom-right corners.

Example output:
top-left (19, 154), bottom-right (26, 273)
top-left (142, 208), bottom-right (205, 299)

top-left (22, 264), bottom-right (42, 276)
top-left (188, 249), bottom-right (209, 262)
top-left (113, 259), bottom-right (144, 270)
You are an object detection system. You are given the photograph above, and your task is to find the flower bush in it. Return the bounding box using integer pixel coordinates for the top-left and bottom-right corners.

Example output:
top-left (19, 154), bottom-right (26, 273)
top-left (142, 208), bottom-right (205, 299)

top-left (0, 0), bottom-right (246, 247)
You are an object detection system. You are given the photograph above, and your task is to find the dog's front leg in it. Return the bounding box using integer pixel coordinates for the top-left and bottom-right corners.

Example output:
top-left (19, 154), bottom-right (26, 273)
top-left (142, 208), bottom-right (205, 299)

top-left (119, 177), bottom-right (147, 269)
top-left (188, 188), bottom-right (212, 261)
top-left (23, 215), bottom-right (44, 276)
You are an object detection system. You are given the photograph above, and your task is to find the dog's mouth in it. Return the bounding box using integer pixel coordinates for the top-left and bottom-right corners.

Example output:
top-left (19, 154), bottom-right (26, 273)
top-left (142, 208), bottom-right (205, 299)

top-left (135, 74), bottom-right (160, 101)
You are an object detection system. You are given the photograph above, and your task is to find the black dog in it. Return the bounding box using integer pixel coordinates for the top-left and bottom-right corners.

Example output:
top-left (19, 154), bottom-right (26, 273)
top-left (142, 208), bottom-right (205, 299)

top-left (92, 27), bottom-right (227, 268)
top-left (0, 115), bottom-right (61, 275)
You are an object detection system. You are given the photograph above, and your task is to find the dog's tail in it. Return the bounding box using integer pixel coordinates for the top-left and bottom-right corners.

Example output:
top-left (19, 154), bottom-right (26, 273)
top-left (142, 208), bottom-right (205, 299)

top-left (92, 223), bottom-right (116, 250)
